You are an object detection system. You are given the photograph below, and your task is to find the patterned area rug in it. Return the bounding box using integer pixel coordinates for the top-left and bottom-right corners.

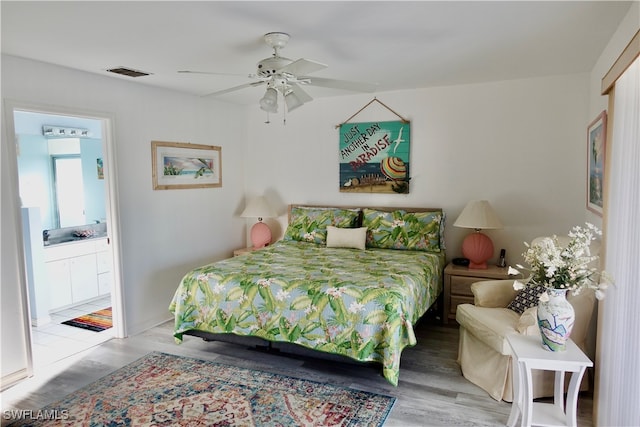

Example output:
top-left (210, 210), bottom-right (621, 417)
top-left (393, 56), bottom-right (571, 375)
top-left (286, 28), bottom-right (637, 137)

top-left (8, 352), bottom-right (395, 426)
top-left (61, 307), bottom-right (112, 332)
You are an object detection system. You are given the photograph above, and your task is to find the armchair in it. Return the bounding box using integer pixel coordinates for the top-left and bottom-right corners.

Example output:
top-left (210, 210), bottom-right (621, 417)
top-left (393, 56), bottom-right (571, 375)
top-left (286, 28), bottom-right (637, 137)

top-left (456, 270), bottom-right (597, 401)
top-left (456, 280), bottom-right (595, 402)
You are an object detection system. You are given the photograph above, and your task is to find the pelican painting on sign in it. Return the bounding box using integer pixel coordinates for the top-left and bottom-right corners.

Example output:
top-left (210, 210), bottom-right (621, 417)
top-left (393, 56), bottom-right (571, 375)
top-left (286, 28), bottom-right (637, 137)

top-left (339, 121), bottom-right (410, 194)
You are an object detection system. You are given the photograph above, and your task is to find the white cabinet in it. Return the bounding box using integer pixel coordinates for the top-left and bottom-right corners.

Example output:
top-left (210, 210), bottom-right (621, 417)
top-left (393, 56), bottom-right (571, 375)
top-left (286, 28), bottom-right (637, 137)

top-left (98, 272), bottom-right (112, 296)
top-left (96, 241), bottom-right (112, 296)
top-left (44, 238), bottom-right (110, 311)
top-left (46, 259), bottom-right (73, 309)
top-left (70, 254), bottom-right (99, 302)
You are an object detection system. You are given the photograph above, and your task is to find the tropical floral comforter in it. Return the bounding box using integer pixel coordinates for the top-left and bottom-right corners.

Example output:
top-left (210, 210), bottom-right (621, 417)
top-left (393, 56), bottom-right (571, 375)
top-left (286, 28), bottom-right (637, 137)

top-left (169, 240), bottom-right (445, 385)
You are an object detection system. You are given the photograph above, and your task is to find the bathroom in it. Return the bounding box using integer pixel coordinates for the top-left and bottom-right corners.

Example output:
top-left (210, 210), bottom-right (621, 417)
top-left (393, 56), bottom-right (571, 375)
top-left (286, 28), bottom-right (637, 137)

top-left (14, 110), bottom-right (115, 367)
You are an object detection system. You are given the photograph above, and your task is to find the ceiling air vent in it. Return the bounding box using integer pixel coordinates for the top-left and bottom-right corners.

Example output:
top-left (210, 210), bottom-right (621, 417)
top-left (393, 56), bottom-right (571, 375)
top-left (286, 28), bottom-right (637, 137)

top-left (106, 67), bottom-right (152, 78)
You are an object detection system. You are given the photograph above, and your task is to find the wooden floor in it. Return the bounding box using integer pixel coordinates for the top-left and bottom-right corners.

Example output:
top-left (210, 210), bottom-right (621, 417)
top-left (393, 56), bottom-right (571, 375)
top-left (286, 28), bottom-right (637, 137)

top-left (2, 316), bottom-right (594, 426)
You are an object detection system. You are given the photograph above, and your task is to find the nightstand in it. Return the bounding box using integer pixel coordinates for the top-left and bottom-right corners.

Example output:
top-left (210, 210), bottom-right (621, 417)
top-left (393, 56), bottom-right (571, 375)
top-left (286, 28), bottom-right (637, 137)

top-left (443, 263), bottom-right (511, 324)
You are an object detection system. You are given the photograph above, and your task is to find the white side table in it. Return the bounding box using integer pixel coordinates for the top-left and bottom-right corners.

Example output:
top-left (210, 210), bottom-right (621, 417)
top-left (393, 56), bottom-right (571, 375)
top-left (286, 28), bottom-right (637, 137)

top-left (506, 334), bottom-right (592, 427)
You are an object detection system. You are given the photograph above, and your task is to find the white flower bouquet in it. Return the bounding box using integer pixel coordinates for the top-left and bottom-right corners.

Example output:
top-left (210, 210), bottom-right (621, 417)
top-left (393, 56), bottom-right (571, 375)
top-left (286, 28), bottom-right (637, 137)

top-left (508, 223), bottom-right (613, 302)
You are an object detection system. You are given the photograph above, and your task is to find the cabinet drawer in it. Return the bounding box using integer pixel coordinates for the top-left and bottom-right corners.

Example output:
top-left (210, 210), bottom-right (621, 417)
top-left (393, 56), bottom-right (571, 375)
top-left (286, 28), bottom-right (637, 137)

top-left (98, 272), bottom-right (112, 295)
top-left (450, 295), bottom-right (475, 314)
top-left (450, 275), bottom-right (482, 296)
top-left (44, 240), bottom-right (96, 261)
top-left (94, 238), bottom-right (109, 252)
top-left (96, 250), bottom-right (112, 274)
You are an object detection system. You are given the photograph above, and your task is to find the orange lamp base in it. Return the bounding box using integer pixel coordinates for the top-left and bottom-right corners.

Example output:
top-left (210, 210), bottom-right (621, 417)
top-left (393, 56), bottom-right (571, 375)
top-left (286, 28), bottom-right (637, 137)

top-left (461, 232), bottom-right (494, 269)
top-left (250, 221), bottom-right (272, 249)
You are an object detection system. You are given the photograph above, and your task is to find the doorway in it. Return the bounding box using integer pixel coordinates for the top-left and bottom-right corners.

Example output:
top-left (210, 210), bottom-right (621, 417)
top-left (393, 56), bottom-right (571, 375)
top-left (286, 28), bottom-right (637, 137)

top-left (8, 103), bottom-right (124, 372)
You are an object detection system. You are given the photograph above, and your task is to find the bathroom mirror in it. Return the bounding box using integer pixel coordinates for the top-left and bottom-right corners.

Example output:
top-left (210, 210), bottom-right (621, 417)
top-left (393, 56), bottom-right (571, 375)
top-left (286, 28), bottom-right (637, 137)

top-left (16, 135), bottom-right (106, 231)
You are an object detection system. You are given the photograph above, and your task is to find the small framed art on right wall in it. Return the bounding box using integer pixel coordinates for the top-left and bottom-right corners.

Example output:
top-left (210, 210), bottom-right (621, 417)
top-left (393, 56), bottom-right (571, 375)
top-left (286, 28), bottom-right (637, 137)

top-left (587, 110), bottom-right (607, 216)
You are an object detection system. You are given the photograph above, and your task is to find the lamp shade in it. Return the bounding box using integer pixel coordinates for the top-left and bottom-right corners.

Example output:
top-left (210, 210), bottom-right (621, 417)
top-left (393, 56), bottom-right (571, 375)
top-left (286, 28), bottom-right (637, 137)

top-left (454, 200), bottom-right (503, 269)
top-left (284, 91), bottom-right (304, 112)
top-left (259, 88), bottom-right (278, 113)
top-left (453, 200), bottom-right (503, 230)
top-left (240, 196), bottom-right (276, 219)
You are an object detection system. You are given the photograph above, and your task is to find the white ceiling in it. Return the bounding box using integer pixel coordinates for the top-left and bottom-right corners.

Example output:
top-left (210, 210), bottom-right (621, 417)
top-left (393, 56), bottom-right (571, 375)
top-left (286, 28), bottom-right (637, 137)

top-left (1, 1), bottom-right (633, 106)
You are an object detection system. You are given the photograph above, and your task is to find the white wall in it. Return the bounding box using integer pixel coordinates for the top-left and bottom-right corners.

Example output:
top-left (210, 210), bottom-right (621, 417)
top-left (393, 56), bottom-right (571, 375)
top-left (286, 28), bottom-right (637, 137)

top-left (1, 55), bottom-right (248, 385)
top-left (244, 73), bottom-right (590, 266)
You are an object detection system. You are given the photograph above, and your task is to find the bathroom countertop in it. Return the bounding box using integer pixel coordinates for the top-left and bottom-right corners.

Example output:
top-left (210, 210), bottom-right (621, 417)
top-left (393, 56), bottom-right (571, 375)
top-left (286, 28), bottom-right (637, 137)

top-left (44, 233), bottom-right (108, 247)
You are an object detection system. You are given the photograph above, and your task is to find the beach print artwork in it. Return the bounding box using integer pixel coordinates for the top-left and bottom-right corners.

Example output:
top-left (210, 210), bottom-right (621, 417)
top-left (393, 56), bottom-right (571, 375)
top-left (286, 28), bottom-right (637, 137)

top-left (340, 121), bottom-right (410, 193)
top-left (152, 141), bottom-right (222, 190)
top-left (163, 156), bottom-right (214, 178)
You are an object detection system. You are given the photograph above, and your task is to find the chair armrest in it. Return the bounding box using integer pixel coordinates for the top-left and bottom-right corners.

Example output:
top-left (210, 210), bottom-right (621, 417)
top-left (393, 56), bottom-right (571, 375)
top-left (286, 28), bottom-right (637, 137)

top-left (471, 279), bottom-right (519, 308)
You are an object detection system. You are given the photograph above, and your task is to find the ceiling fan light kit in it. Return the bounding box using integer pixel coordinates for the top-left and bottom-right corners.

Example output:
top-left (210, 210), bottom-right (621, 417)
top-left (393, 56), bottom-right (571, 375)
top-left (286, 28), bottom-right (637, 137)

top-left (259, 87), bottom-right (278, 113)
top-left (181, 32), bottom-right (377, 122)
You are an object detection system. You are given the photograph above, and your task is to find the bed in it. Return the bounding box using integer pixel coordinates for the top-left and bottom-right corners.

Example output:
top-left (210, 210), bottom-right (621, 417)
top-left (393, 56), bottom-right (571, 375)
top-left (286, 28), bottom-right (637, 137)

top-left (169, 205), bottom-right (446, 385)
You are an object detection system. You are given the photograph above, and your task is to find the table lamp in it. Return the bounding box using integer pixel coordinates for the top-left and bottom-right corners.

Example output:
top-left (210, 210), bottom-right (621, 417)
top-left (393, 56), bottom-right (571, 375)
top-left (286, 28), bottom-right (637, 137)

top-left (240, 196), bottom-right (277, 248)
top-left (453, 200), bottom-right (503, 269)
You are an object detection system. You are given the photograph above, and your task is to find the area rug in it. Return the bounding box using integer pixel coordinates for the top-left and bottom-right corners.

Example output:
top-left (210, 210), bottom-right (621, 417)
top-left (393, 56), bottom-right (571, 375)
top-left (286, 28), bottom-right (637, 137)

top-left (8, 352), bottom-right (396, 426)
top-left (61, 307), bottom-right (112, 332)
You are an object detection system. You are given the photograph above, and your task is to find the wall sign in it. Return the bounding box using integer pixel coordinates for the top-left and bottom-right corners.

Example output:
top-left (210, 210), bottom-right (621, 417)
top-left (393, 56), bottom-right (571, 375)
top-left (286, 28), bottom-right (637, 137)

top-left (339, 120), bottom-right (410, 193)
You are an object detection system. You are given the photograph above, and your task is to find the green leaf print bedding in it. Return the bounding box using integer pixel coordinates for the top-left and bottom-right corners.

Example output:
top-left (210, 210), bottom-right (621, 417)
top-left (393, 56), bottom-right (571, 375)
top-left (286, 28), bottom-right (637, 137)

top-left (169, 240), bottom-right (445, 385)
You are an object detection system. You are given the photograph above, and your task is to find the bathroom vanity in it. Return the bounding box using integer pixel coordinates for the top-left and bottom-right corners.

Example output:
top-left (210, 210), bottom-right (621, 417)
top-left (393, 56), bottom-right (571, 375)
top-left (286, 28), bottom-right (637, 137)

top-left (44, 237), bottom-right (112, 311)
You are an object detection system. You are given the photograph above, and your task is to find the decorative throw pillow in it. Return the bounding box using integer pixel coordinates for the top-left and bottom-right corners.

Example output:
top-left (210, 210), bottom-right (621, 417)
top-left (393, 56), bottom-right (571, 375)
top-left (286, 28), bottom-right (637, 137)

top-left (362, 208), bottom-right (444, 252)
top-left (283, 207), bottom-right (360, 245)
top-left (507, 284), bottom-right (547, 314)
top-left (326, 226), bottom-right (367, 250)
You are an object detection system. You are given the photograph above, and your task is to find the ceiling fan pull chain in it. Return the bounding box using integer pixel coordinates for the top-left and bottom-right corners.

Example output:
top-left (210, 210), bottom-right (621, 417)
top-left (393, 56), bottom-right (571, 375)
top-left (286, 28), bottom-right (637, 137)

top-left (283, 94), bottom-right (287, 125)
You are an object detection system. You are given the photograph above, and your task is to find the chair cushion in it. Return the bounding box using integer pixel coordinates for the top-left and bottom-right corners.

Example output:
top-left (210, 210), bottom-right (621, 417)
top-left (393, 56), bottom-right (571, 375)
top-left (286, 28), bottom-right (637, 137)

top-left (456, 303), bottom-right (520, 355)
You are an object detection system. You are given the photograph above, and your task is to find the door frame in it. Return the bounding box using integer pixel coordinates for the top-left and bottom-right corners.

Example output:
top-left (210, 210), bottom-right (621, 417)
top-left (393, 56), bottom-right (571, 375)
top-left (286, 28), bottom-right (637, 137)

top-left (4, 99), bottom-right (126, 376)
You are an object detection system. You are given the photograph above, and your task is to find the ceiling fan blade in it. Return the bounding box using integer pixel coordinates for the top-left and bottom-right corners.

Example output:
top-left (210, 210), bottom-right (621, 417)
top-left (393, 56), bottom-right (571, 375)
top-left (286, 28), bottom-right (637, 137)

top-left (203, 81), bottom-right (265, 97)
top-left (303, 76), bottom-right (378, 93)
top-left (278, 58), bottom-right (327, 76)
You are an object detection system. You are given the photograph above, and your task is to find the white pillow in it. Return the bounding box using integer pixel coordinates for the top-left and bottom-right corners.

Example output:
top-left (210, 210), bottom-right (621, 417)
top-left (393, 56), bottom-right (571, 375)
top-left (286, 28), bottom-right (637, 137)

top-left (326, 226), bottom-right (367, 250)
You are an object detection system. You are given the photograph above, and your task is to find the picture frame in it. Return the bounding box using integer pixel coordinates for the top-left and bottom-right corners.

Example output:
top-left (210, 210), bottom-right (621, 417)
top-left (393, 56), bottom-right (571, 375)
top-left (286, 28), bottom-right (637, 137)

top-left (586, 111), bottom-right (607, 216)
top-left (151, 141), bottom-right (222, 190)
top-left (339, 120), bottom-right (411, 194)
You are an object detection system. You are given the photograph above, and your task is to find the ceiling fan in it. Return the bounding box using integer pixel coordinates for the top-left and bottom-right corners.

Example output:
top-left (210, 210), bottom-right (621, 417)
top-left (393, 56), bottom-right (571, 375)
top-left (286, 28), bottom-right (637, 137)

top-left (179, 32), bottom-right (377, 114)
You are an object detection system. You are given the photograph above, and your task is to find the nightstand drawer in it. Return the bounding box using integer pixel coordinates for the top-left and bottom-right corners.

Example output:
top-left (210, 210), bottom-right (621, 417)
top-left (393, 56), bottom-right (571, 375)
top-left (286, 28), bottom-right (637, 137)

top-left (450, 276), bottom-right (483, 296)
top-left (443, 263), bottom-right (511, 324)
top-left (450, 295), bottom-right (475, 314)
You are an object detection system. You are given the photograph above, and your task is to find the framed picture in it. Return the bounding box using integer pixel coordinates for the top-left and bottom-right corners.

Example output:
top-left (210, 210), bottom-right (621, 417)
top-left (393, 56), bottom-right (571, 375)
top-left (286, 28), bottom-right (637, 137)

top-left (339, 120), bottom-right (411, 194)
top-left (586, 111), bottom-right (607, 216)
top-left (97, 158), bottom-right (104, 179)
top-left (151, 141), bottom-right (222, 190)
